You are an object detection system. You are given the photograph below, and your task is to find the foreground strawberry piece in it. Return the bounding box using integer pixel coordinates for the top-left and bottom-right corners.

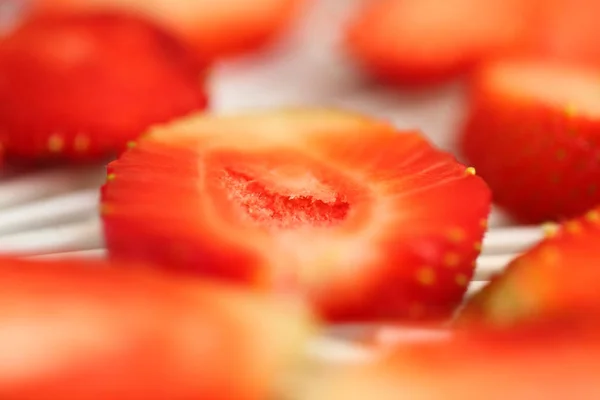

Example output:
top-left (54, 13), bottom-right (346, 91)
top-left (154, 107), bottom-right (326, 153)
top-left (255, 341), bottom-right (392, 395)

top-left (0, 12), bottom-right (208, 163)
top-left (101, 109), bottom-right (491, 322)
top-left (31, 0), bottom-right (303, 60)
top-left (460, 59), bottom-right (600, 223)
top-left (344, 0), bottom-right (532, 86)
top-left (303, 323), bottom-right (600, 400)
top-left (0, 257), bottom-right (311, 400)
top-left (459, 207), bottom-right (600, 327)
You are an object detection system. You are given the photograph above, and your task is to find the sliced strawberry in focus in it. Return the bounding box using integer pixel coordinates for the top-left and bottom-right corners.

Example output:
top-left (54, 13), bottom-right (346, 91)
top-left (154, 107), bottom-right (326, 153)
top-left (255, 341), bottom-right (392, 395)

top-left (460, 59), bottom-right (600, 223)
top-left (344, 0), bottom-right (532, 86)
top-left (101, 109), bottom-right (491, 323)
top-left (459, 207), bottom-right (600, 327)
top-left (0, 257), bottom-right (311, 400)
top-left (0, 12), bottom-right (208, 164)
top-left (303, 323), bottom-right (600, 400)
top-left (31, 0), bottom-right (304, 61)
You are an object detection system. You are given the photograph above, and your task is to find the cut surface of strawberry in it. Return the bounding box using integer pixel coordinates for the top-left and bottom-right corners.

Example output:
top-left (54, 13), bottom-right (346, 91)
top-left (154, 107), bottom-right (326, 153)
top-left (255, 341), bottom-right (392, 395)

top-left (31, 0), bottom-right (304, 60)
top-left (460, 59), bottom-right (600, 223)
top-left (344, 0), bottom-right (532, 86)
top-left (101, 109), bottom-right (491, 323)
top-left (0, 256), bottom-right (311, 400)
top-left (303, 323), bottom-right (600, 400)
top-left (459, 207), bottom-right (600, 327)
top-left (0, 12), bottom-right (208, 164)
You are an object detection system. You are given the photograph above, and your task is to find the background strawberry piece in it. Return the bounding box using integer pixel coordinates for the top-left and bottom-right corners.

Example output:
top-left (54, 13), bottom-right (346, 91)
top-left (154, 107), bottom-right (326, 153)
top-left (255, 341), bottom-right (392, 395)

top-left (344, 0), bottom-right (533, 86)
top-left (303, 322), bottom-right (600, 400)
top-left (31, 0), bottom-right (304, 61)
top-left (523, 0), bottom-right (600, 67)
top-left (0, 257), bottom-right (312, 400)
top-left (460, 59), bottom-right (600, 223)
top-left (459, 207), bottom-right (600, 327)
top-left (101, 109), bottom-right (491, 323)
top-left (0, 12), bottom-right (208, 164)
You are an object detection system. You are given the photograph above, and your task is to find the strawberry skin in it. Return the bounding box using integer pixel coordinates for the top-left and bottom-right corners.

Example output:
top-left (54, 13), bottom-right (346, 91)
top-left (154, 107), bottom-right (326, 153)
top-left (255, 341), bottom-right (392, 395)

top-left (0, 12), bottom-right (208, 164)
top-left (344, 0), bottom-right (532, 86)
top-left (459, 206), bottom-right (600, 327)
top-left (460, 59), bottom-right (600, 223)
top-left (303, 323), bottom-right (600, 400)
top-left (0, 257), bottom-right (312, 400)
top-left (101, 109), bottom-right (491, 323)
top-left (31, 0), bottom-right (303, 61)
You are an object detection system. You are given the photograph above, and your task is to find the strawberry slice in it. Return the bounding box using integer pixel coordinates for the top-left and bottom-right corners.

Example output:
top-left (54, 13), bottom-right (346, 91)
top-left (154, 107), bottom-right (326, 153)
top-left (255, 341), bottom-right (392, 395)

top-left (303, 323), bottom-right (600, 400)
top-left (524, 0), bottom-right (600, 67)
top-left (31, 0), bottom-right (303, 61)
top-left (101, 109), bottom-right (491, 323)
top-left (343, 0), bottom-right (533, 86)
top-left (460, 59), bottom-right (600, 223)
top-left (0, 256), bottom-right (312, 400)
top-left (0, 12), bottom-right (208, 164)
top-left (459, 207), bottom-right (600, 327)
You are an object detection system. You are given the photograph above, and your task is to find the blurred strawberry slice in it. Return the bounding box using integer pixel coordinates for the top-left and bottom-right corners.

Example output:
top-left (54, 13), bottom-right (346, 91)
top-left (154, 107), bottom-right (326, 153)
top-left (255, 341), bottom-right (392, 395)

top-left (0, 256), bottom-right (312, 400)
top-left (303, 322), bottom-right (600, 400)
top-left (31, 0), bottom-right (304, 60)
top-left (460, 59), bottom-right (600, 223)
top-left (344, 0), bottom-right (534, 86)
top-left (524, 0), bottom-right (600, 67)
top-left (459, 206), bottom-right (600, 327)
top-left (0, 12), bottom-right (208, 164)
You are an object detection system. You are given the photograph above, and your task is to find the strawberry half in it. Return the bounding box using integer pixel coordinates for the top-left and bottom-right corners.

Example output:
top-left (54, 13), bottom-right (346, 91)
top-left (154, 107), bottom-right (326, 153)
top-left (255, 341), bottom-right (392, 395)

top-left (0, 12), bottom-right (208, 164)
top-left (303, 323), bottom-right (600, 400)
top-left (460, 59), bottom-right (600, 223)
top-left (343, 0), bottom-right (533, 86)
top-left (101, 109), bottom-right (491, 323)
top-left (459, 207), bottom-right (600, 327)
top-left (31, 0), bottom-right (303, 61)
top-left (0, 256), bottom-right (312, 400)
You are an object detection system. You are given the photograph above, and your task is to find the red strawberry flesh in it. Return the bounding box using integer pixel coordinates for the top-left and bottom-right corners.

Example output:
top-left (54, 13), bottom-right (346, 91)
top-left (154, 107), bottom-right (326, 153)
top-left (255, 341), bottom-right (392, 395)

top-left (101, 109), bottom-right (491, 323)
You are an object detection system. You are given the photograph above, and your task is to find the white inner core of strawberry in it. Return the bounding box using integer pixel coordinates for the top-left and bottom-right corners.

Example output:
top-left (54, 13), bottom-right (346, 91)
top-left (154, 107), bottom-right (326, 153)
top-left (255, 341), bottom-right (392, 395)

top-left (220, 168), bottom-right (350, 229)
